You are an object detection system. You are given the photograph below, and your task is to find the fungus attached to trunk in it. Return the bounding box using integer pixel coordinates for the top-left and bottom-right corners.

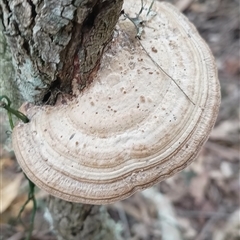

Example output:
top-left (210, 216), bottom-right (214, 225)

top-left (12, 1), bottom-right (220, 204)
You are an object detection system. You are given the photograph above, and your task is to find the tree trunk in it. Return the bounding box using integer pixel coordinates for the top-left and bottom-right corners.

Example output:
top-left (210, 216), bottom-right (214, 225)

top-left (0, 0), bottom-right (123, 104)
top-left (47, 196), bottom-right (122, 240)
top-left (0, 0), bottom-right (123, 239)
top-left (0, 20), bottom-right (22, 108)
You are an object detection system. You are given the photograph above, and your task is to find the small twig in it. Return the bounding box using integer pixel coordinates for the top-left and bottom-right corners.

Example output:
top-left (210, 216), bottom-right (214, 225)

top-left (26, 180), bottom-right (37, 240)
top-left (137, 40), bottom-right (196, 105)
top-left (123, 1), bottom-right (196, 106)
top-left (17, 178), bottom-right (37, 240)
top-left (0, 95), bottom-right (29, 125)
top-left (122, 0), bottom-right (148, 39)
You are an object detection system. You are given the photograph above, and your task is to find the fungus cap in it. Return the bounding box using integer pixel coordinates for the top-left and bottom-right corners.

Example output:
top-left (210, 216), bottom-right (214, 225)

top-left (12, 1), bottom-right (220, 204)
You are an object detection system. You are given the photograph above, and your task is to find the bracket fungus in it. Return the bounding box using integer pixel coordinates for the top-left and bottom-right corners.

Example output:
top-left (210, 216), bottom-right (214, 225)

top-left (12, 1), bottom-right (220, 204)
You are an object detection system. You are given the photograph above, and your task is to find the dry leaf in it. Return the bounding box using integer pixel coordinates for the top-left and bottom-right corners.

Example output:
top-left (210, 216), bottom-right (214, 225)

top-left (0, 174), bottom-right (23, 213)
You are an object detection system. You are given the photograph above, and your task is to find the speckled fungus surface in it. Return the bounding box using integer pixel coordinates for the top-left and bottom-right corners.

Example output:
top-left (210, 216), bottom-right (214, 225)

top-left (12, 1), bottom-right (220, 204)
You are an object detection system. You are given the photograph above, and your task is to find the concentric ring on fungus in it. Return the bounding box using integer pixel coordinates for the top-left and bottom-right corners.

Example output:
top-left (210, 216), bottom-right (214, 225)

top-left (12, 1), bottom-right (220, 204)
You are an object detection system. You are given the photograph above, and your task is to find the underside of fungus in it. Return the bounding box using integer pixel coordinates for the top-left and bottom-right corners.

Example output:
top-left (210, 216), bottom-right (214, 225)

top-left (12, 1), bottom-right (220, 204)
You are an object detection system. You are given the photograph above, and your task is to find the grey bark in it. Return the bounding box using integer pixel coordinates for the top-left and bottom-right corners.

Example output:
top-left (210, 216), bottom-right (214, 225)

top-left (48, 196), bottom-right (122, 240)
top-left (0, 0), bottom-right (124, 239)
top-left (0, 0), bottom-right (123, 104)
top-left (0, 20), bottom-right (22, 107)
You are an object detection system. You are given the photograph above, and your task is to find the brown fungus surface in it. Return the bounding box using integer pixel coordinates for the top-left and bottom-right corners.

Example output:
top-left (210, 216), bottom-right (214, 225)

top-left (12, 1), bottom-right (220, 204)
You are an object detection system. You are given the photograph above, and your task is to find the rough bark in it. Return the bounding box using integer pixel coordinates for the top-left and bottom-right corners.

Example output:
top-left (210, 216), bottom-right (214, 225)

top-left (0, 0), bottom-right (123, 104)
top-left (0, 0), bottom-right (123, 239)
top-left (47, 196), bottom-right (122, 240)
top-left (0, 20), bottom-right (22, 107)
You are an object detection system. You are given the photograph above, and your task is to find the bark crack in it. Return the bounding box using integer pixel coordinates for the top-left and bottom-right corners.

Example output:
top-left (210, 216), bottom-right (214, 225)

top-left (1, 0), bottom-right (123, 104)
